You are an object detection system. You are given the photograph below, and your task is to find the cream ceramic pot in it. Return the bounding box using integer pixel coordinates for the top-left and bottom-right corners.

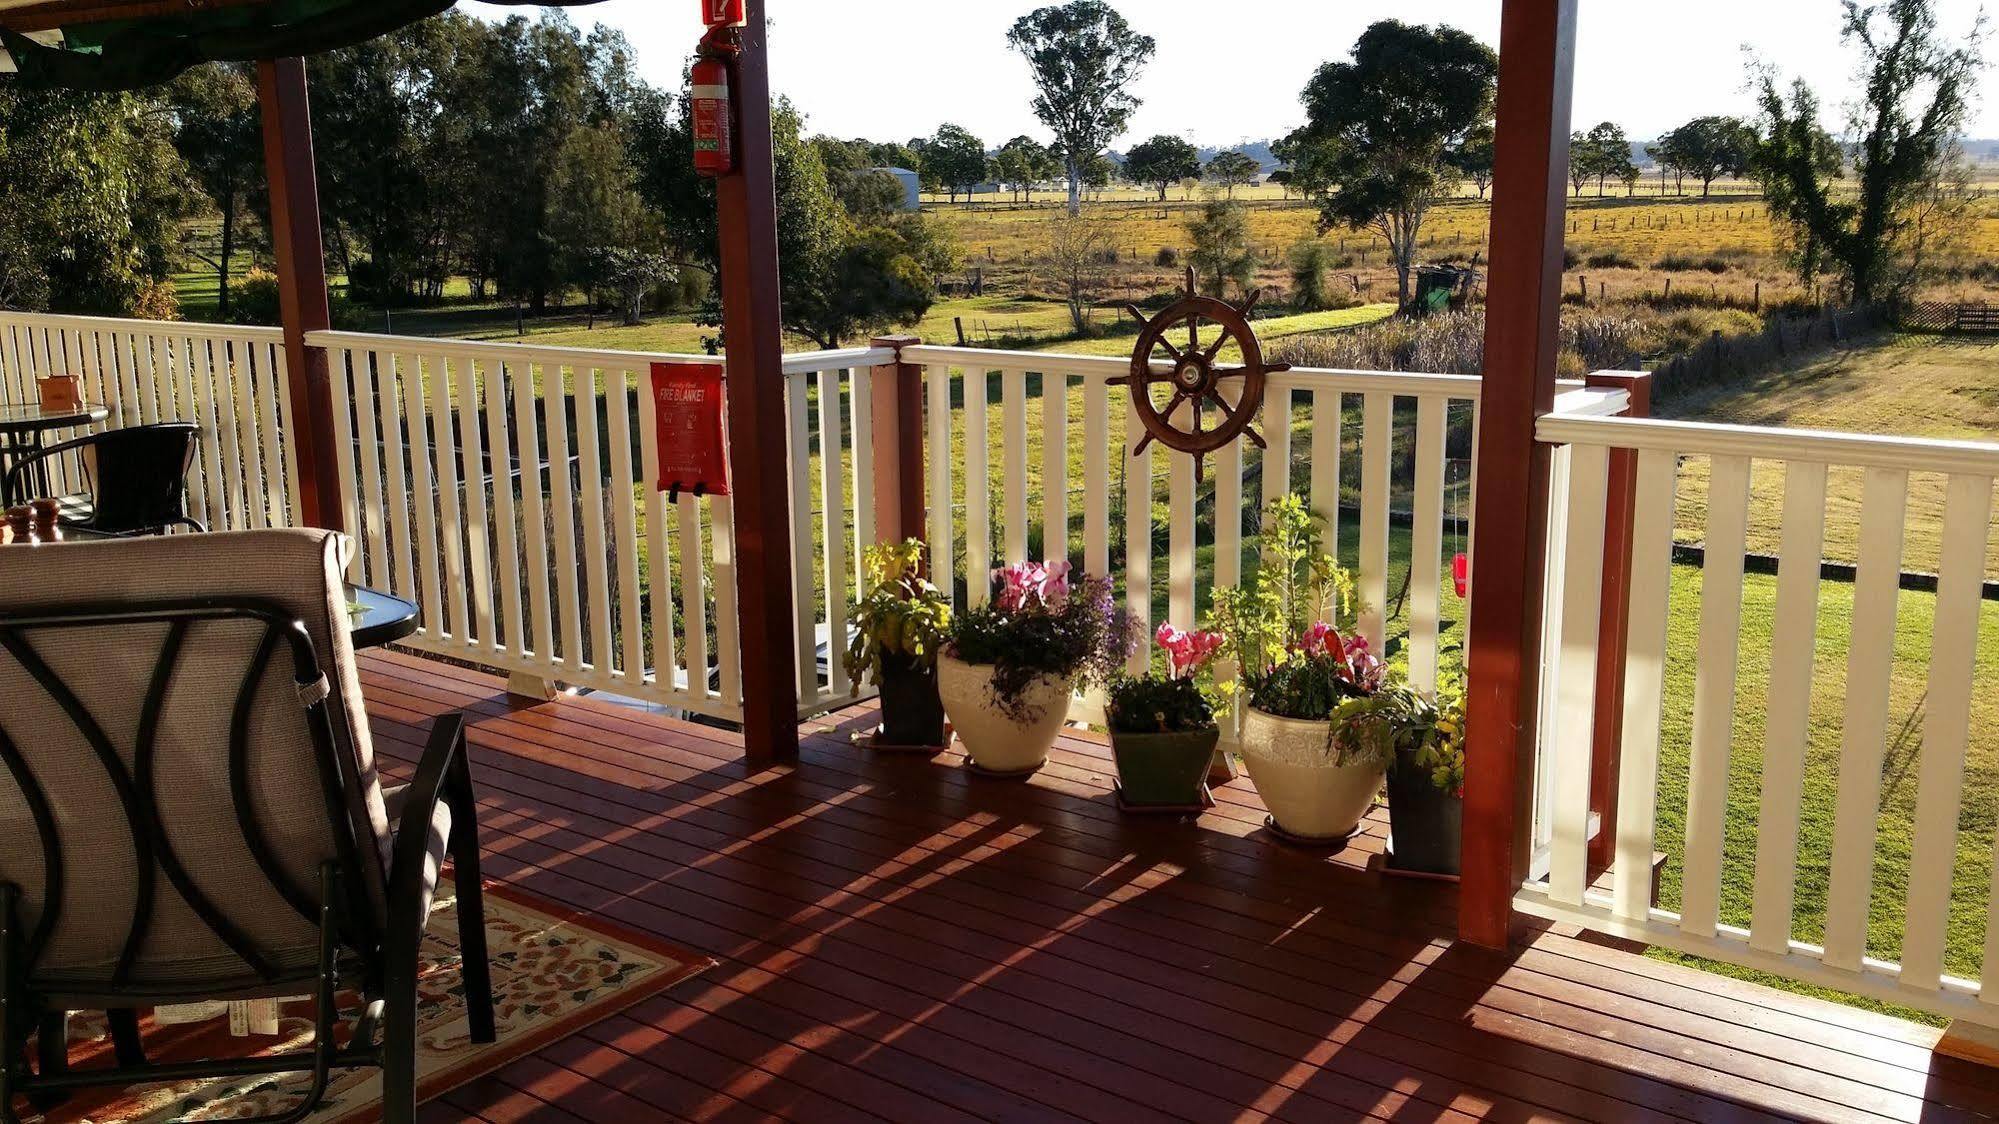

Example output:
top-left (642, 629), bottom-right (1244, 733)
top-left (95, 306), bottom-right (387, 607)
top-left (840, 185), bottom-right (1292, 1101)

top-left (1239, 707), bottom-right (1386, 841)
top-left (938, 652), bottom-right (1075, 774)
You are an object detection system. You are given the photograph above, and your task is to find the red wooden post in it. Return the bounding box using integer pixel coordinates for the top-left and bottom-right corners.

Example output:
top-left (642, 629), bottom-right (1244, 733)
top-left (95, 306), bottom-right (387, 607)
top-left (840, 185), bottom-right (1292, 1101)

top-left (868, 336), bottom-right (926, 548)
top-left (715, 0), bottom-right (799, 764)
top-left (256, 56), bottom-right (341, 532)
top-left (1583, 370), bottom-right (1652, 878)
top-left (1460, 0), bottom-right (1578, 950)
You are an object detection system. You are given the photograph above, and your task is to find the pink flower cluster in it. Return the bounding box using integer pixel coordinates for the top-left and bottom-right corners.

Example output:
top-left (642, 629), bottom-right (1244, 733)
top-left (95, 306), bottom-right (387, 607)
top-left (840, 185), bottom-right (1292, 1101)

top-left (1295, 621), bottom-right (1385, 693)
top-left (1155, 623), bottom-right (1224, 679)
top-left (993, 560), bottom-right (1072, 613)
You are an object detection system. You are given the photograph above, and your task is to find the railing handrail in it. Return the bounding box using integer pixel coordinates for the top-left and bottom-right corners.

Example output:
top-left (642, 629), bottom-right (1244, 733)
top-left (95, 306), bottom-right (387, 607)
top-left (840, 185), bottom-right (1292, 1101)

top-left (902, 342), bottom-right (1485, 398)
top-left (1538, 412), bottom-right (1999, 477)
top-left (308, 330), bottom-right (892, 376)
top-left (1550, 386), bottom-right (1630, 418)
top-left (1, 310), bottom-right (285, 344)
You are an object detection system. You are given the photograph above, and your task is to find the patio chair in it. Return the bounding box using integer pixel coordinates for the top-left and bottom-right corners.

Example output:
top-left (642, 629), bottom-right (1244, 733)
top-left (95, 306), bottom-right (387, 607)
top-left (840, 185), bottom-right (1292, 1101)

top-left (1, 422), bottom-right (205, 536)
top-left (0, 528), bottom-right (493, 1124)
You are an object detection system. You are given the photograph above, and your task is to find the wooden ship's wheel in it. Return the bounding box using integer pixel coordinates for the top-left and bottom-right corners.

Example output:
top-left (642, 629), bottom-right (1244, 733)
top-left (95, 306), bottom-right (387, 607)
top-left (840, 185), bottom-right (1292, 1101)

top-left (1108, 269), bottom-right (1289, 478)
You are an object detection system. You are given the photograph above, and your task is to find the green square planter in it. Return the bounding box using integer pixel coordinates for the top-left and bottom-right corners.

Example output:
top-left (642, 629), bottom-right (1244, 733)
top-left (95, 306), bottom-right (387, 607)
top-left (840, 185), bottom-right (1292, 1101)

top-left (1110, 726), bottom-right (1221, 809)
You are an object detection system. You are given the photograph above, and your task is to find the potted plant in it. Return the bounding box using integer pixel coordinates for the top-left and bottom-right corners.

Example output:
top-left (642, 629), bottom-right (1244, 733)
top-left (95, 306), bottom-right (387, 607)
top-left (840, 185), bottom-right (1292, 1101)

top-left (1105, 624), bottom-right (1226, 811)
top-left (1205, 495), bottom-right (1402, 844)
top-left (938, 561), bottom-right (1124, 776)
top-left (844, 539), bottom-right (953, 750)
top-left (1382, 678), bottom-right (1465, 877)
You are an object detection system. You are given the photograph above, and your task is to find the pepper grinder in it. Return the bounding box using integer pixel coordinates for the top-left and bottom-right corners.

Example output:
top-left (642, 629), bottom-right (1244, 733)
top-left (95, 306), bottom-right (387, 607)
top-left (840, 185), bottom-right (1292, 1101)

top-left (30, 498), bottom-right (61, 543)
top-left (5, 505), bottom-right (33, 544)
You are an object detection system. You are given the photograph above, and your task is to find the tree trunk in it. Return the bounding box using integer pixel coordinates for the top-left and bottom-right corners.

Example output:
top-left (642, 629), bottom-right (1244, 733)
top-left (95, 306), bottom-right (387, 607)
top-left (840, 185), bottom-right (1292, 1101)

top-left (1066, 157), bottom-right (1082, 217)
top-left (216, 194), bottom-right (236, 322)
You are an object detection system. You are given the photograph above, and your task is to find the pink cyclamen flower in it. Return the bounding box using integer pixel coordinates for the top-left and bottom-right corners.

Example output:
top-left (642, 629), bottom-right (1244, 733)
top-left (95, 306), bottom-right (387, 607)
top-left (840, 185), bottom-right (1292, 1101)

top-left (1156, 623), bottom-right (1223, 679)
top-left (1295, 621), bottom-right (1339, 658)
top-left (1339, 632), bottom-right (1385, 692)
top-left (993, 560), bottom-right (1073, 613)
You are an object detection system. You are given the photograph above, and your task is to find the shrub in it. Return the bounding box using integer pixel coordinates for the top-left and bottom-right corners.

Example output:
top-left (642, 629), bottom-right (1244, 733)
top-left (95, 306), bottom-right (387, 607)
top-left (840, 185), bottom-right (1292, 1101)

top-left (1583, 250), bottom-right (1637, 269)
top-left (1154, 246), bottom-right (1179, 267)
top-left (1654, 253), bottom-right (1732, 274)
top-left (230, 268), bottom-right (282, 326)
top-left (130, 281), bottom-right (180, 323)
top-left (1289, 238), bottom-right (1335, 310)
top-left (1272, 307), bottom-right (1646, 376)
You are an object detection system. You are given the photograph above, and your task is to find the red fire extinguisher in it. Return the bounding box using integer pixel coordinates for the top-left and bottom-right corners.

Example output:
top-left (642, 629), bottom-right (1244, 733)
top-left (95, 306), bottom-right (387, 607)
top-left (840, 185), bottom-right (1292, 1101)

top-left (691, 43), bottom-right (734, 179)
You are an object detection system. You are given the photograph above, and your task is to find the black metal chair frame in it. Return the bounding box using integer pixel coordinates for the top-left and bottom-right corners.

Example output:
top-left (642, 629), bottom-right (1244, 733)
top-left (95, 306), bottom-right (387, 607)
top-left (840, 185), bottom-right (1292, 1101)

top-left (1, 423), bottom-right (206, 536)
top-left (0, 599), bottom-right (493, 1124)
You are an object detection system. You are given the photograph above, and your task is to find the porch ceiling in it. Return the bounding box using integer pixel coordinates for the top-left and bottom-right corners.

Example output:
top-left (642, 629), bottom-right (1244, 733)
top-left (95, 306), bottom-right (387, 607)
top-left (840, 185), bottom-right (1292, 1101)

top-left (0, 0), bottom-right (605, 87)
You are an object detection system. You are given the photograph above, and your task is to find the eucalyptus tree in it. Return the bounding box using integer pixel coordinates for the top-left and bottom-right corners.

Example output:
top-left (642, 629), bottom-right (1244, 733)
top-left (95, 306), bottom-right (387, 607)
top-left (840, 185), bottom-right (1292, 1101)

top-left (1124, 134), bottom-right (1201, 202)
top-left (1281, 20), bottom-right (1497, 308)
top-left (168, 63), bottom-right (264, 320)
top-left (1752, 0), bottom-right (1983, 302)
top-left (1006, 0), bottom-right (1156, 215)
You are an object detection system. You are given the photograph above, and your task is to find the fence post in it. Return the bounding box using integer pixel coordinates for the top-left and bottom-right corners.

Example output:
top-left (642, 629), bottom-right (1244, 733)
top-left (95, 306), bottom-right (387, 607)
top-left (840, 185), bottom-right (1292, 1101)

top-left (868, 336), bottom-right (926, 552)
top-left (1583, 370), bottom-right (1652, 881)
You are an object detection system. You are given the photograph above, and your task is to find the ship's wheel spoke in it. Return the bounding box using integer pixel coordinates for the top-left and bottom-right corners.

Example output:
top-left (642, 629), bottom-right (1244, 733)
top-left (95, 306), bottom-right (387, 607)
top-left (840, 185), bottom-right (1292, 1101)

top-left (1199, 331), bottom-right (1231, 365)
top-left (1154, 337), bottom-right (1187, 365)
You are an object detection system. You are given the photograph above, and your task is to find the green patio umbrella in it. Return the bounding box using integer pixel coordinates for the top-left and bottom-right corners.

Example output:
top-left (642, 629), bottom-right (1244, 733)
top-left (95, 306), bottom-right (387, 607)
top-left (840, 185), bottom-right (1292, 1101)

top-left (0, 0), bottom-right (605, 90)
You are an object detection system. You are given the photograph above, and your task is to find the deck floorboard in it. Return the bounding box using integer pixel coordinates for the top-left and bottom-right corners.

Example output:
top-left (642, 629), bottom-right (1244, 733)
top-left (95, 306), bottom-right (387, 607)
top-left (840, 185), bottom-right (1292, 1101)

top-left (362, 649), bottom-right (1992, 1123)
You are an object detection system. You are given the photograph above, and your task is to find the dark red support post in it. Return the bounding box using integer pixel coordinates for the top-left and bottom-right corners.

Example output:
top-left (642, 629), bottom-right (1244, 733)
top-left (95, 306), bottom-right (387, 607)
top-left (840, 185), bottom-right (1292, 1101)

top-left (868, 336), bottom-right (926, 549)
top-left (1460, 0), bottom-right (1578, 950)
top-left (715, 0), bottom-right (799, 764)
top-left (1584, 370), bottom-right (1652, 878)
top-left (257, 56), bottom-right (341, 532)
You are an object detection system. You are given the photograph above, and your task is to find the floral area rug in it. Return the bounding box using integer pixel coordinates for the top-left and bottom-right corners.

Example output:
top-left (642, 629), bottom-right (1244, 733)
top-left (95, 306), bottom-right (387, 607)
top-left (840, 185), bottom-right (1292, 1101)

top-left (16, 884), bottom-right (713, 1123)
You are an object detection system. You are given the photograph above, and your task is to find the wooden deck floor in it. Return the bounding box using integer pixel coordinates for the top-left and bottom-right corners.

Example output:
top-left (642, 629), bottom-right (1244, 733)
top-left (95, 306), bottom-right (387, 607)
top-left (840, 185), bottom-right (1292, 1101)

top-left (358, 649), bottom-right (1999, 1123)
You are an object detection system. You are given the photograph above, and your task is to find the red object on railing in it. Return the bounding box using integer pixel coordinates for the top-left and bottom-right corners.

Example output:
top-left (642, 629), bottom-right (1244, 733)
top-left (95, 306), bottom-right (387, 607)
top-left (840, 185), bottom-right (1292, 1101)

top-left (1453, 553), bottom-right (1469, 598)
top-left (650, 362), bottom-right (730, 497)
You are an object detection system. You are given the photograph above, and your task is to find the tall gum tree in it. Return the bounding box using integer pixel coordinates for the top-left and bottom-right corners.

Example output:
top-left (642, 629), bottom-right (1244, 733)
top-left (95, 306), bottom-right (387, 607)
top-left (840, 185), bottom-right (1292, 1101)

top-left (1281, 20), bottom-right (1496, 310)
top-left (1006, 0), bottom-right (1155, 216)
top-left (1752, 0), bottom-right (1983, 304)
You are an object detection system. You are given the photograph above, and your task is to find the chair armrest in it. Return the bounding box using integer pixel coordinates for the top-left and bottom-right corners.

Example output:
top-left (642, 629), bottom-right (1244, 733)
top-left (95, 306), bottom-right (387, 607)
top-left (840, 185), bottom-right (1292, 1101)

top-left (384, 713), bottom-right (470, 945)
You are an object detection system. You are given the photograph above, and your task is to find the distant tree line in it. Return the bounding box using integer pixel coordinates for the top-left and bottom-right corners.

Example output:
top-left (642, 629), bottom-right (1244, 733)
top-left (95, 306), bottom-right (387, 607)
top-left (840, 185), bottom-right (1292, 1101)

top-left (0, 8), bottom-right (955, 346)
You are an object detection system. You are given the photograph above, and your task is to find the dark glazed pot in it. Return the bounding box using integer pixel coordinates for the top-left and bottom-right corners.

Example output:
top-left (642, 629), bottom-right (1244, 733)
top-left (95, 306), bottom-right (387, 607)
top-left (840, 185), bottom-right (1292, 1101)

top-left (1385, 762), bottom-right (1463, 877)
top-left (1111, 726), bottom-right (1220, 809)
top-left (878, 654), bottom-right (947, 748)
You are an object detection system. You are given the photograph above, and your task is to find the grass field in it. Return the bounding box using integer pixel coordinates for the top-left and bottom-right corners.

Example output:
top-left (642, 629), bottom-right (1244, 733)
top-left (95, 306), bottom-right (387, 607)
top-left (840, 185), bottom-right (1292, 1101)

top-left (1667, 334), bottom-right (1999, 578)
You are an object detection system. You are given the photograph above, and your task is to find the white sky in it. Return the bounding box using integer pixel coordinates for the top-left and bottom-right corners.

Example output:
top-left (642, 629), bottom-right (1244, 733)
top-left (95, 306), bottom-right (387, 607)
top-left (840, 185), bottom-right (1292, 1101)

top-left (462, 1), bottom-right (1999, 145)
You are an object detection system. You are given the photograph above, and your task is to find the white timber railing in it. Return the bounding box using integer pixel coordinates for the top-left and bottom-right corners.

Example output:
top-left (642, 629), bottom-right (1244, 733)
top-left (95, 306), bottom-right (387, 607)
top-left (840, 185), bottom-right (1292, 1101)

top-left (782, 345), bottom-right (897, 714)
top-left (900, 344), bottom-right (1484, 706)
top-left (312, 331), bottom-right (744, 721)
top-left (0, 311), bottom-right (301, 530)
top-left (310, 331), bottom-right (889, 723)
top-left (1521, 409), bottom-right (1999, 1026)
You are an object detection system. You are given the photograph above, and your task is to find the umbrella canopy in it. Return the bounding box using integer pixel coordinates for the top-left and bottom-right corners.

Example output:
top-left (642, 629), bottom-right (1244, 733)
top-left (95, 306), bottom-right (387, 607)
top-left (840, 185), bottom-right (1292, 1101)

top-left (0, 0), bottom-right (604, 90)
